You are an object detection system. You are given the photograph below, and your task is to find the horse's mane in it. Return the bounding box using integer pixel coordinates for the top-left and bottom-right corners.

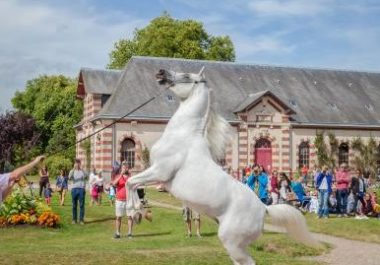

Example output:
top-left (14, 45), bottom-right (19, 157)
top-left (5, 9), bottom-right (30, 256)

top-left (203, 89), bottom-right (233, 161)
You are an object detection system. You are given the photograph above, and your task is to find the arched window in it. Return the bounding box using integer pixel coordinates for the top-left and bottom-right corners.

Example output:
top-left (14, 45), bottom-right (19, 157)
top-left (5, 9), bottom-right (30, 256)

top-left (121, 139), bottom-right (135, 168)
top-left (299, 142), bottom-right (310, 168)
top-left (338, 143), bottom-right (349, 166)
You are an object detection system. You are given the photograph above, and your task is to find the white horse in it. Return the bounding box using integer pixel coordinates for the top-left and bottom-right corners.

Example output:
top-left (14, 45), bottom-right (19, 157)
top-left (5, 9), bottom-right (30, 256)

top-left (128, 68), bottom-right (318, 265)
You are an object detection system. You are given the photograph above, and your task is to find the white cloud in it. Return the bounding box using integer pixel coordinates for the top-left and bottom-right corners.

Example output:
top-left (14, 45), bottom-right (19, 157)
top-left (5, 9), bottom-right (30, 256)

top-left (248, 0), bottom-right (329, 17)
top-left (0, 0), bottom-right (147, 111)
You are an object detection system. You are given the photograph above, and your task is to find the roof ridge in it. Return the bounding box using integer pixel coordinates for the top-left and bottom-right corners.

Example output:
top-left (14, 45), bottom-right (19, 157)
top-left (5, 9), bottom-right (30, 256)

top-left (130, 56), bottom-right (380, 75)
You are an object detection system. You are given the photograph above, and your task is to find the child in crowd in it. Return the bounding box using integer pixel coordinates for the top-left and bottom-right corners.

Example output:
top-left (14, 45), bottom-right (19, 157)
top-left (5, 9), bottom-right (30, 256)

top-left (44, 183), bottom-right (53, 205)
top-left (328, 191), bottom-right (338, 214)
top-left (107, 183), bottom-right (116, 206)
top-left (309, 190), bottom-right (319, 214)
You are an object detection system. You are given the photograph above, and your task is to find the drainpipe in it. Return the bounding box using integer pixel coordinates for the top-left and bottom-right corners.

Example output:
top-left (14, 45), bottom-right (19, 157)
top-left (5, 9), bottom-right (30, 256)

top-left (112, 123), bottom-right (116, 165)
top-left (289, 124), bottom-right (293, 176)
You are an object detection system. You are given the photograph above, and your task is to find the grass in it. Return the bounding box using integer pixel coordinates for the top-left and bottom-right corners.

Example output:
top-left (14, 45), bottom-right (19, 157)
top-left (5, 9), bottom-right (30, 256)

top-left (0, 188), bottom-right (327, 265)
top-left (304, 214), bottom-right (380, 244)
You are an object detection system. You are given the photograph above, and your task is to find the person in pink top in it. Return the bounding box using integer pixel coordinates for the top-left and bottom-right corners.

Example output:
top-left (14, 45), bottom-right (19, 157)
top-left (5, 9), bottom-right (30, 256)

top-left (269, 170), bottom-right (280, 204)
top-left (335, 163), bottom-right (350, 217)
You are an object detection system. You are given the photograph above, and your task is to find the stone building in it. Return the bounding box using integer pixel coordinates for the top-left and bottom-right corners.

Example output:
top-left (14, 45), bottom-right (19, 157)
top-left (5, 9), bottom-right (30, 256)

top-left (75, 56), bottom-right (380, 177)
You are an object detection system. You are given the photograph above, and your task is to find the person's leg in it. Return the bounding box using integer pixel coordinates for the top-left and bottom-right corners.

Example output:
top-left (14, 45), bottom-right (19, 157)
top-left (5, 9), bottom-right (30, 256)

top-left (127, 216), bottom-right (133, 238)
top-left (61, 190), bottom-right (66, 206)
top-left (195, 216), bottom-right (201, 238)
top-left (322, 190), bottom-right (329, 217)
top-left (336, 190), bottom-right (342, 215)
top-left (71, 188), bottom-right (78, 223)
top-left (318, 190), bottom-right (323, 218)
top-left (79, 188), bottom-right (86, 223)
top-left (185, 219), bottom-right (192, 237)
top-left (342, 189), bottom-right (348, 216)
top-left (39, 181), bottom-right (44, 197)
top-left (115, 216), bottom-right (122, 237)
top-left (114, 200), bottom-right (123, 238)
top-left (353, 194), bottom-right (360, 216)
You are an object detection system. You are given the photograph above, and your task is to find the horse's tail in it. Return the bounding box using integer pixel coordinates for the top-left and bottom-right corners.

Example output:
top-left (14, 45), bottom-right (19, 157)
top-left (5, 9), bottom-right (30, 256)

top-left (265, 204), bottom-right (320, 247)
top-left (204, 90), bottom-right (233, 161)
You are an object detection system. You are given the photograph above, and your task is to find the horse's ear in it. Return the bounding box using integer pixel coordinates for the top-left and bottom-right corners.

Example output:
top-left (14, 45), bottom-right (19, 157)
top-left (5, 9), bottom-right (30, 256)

top-left (199, 66), bottom-right (205, 79)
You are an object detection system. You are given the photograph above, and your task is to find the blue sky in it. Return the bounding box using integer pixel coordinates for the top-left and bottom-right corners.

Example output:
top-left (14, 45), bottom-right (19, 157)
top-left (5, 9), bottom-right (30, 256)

top-left (1, 0), bottom-right (380, 112)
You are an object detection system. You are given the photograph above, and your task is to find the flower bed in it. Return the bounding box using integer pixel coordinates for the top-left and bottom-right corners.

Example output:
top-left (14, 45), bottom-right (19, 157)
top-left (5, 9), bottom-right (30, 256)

top-left (0, 189), bottom-right (60, 228)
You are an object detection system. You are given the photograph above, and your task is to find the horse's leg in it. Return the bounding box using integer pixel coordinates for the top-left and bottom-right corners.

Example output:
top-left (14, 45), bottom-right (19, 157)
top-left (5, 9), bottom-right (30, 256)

top-left (127, 164), bottom-right (172, 188)
top-left (218, 221), bottom-right (256, 265)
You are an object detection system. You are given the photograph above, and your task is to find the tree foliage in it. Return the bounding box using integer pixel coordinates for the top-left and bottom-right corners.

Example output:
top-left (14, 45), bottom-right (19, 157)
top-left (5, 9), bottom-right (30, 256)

top-left (11, 75), bottom-right (83, 161)
top-left (108, 13), bottom-right (235, 69)
top-left (351, 136), bottom-right (380, 179)
top-left (0, 112), bottom-right (40, 173)
top-left (314, 131), bottom-right (329, 167)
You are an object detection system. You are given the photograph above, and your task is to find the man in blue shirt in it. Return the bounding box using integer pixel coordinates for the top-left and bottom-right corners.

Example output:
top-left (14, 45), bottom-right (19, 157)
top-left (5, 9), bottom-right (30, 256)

top-left (316, 165), bottom-right (333, 218)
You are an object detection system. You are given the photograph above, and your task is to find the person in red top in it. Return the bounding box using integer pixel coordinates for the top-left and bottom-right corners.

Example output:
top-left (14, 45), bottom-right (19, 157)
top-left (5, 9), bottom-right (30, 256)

top-left (269, 170), bottom-right (280, 204)
top-left (112, 161), bottom-right (132, 239)
top-left (335, 163), bottom-right (350, 217)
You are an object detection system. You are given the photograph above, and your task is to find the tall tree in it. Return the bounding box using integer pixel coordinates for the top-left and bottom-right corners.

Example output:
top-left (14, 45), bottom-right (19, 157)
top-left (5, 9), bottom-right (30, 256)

top-left (351, 136), bottom-right (379, 179)
top-left (0, 111), bottom-right (39, 173)
top-left (108, 13), bottom-right (235, 69)
top-left (12, 75), bottom-right (83, 160)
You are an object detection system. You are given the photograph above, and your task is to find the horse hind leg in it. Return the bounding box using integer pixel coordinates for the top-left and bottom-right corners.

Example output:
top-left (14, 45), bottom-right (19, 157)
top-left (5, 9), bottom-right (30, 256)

top-left (218, 228), bottom-right (256, 265)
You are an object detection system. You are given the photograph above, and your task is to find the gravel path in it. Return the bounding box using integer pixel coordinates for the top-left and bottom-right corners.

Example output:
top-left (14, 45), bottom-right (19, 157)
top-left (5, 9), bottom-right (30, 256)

top-left (151, 200), bottom-right (380, 265)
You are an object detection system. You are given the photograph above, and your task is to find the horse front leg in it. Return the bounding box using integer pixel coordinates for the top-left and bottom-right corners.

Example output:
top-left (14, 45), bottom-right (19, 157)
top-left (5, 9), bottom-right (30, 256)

top-left (127, 165), bottom-right (168, 189)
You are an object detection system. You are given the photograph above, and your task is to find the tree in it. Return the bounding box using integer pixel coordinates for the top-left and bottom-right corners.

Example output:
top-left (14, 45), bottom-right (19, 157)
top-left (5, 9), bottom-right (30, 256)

top-left (0, 111), bottom-right (40, 173)
top-left (12, 75), bottom-right (83, 160)
top-left (108, 13), bottom-right (235, 69)
top-left (314, 131), bottom-right (338, 168)
top-left (351, 136), bottom-right (379, 179)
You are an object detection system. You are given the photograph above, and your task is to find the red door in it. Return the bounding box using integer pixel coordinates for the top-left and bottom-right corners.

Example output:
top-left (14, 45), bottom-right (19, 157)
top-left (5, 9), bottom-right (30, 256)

top-left (255, 138), bottom-right (272, 174)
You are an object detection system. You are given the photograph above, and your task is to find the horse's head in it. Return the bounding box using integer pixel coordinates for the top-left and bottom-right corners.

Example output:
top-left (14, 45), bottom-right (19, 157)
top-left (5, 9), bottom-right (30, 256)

top-left (156, 68), bottom-right (206, 99)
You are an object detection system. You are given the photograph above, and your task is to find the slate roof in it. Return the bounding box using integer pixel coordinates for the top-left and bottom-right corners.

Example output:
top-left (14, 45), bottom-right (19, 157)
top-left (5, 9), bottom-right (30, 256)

top-left (79, 68), bottom-right (123, 95)
top-left (233, 90), bottom-right (296, 114)
top-left (86, 56), bottom-right (380, 126)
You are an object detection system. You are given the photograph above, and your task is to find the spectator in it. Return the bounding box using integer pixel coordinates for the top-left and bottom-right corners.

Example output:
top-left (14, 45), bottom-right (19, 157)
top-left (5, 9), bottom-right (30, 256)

top-left (316, 165), bottom-right (333, 219)
top-left (0, 156), bottom-right (45, 204)
top-left (363, 192), bottom-right (376, 217)
top-left (257, 165), bottom-right (269, 204)
top-left (68, 159), bottom-right (88, 225)
top-left (291, 177), bottom-right (311, 211)
top-left (113, 161), bottom-right (133, 239)
top-left (39, 165), bottom-right (49, 197)
top-left (96, 171), bottom-right (104, 205)
top-left (56, 169), bottom-right (68, 206)
top-left (89, 168), bottom-right (98, 206)
top-left (350, 168), bottom-right (367, 219)
top-left (328, 191), bottom-right (338, 214)
top-left (309, 190), bottom-right (319, 214)
top-left (335, 163), bottom-right (350, 217)
top-left (44, 183), bottom-right (53, 206)
top-left (269, 170), bottom-right (280, 205)
top-left (246, 167), bottom-right (259, 191)
top-left (106, 183), bottom-right (116, 206)
top-left (183, 206), bottom-right (201, 238)
top-left (279, 173), bottom-right (292, 204)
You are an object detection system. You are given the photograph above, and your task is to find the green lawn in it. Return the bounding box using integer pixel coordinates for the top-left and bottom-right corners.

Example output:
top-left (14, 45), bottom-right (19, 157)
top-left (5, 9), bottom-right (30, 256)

top-left (305, 214), bottom-right (380, 244)
top-left (0, 188), bottom-right (327, 265)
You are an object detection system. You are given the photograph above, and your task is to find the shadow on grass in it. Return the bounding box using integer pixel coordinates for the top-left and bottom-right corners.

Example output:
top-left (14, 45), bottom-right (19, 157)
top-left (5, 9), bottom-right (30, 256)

top-left (199, 232), bottom-right (217, 237)
top-left (85, 216), bottom-right (115, 224)
top-left (133, 231), bottom-right (172, 238)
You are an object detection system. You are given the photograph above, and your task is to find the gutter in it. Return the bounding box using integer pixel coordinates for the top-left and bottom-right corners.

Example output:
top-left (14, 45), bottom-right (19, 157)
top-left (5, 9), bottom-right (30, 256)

top-left (291, 122), bottom-right (380, 129)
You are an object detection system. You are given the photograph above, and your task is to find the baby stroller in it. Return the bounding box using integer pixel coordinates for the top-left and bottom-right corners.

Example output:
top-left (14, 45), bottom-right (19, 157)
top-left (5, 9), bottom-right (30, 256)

top-left (137, 187), bottom-right (148, 206)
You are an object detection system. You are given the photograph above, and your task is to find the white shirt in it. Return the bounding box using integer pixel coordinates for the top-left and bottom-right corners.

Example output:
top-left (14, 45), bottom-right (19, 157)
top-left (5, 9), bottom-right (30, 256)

top-left (0, 173), bottom-right (10, 204)
top-left (319, 176), bottom-right (328, 190)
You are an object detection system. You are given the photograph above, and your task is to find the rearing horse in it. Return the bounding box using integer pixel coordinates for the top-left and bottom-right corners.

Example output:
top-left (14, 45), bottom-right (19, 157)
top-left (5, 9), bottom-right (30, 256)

top-left (128, 68), bottom-right (318, 265)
